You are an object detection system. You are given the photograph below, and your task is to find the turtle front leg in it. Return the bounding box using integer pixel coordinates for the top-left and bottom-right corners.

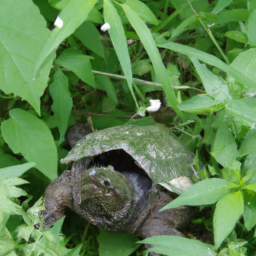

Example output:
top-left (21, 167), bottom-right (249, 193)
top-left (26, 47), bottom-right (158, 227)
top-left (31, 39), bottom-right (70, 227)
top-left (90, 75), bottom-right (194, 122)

top-left (43, 170), bottom-right (73, 229)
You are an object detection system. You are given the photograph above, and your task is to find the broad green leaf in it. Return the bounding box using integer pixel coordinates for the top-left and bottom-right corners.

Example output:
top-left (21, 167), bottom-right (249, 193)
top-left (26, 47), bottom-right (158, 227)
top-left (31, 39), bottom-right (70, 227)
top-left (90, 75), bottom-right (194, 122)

top-left (226, 98), bottom-right (256, 127)
top-left (224, 31), bottom-right (248, 44)
top-left (244, 184), bottom-right (256, 193)
top-left (98, 230), bottom-right (140, 256)
top-left (103, 0), bottom-right (137, 108)
top-left (178, 95), bottom-right (224, 114)
top-left (87, 8), bottom-right (104, 24)
top-left (239, 129), bottom-right (256, 157)
top-left (248, 8), bottom-right (256, 46)
top-left (0, 228), bottom-right (15, 256)
top-left (219, 9), bottom-right (249, 23)
top-left (214, 191), bottom-right (244, 249)
top-left (231, 48), bottom-right (256, 85)
top-left (140, 236), bottom-right (216, 256)
top-left (211, 122), bottom-right (239, 168)
top-left (126, 0), bottom-right (159, 25)
top-left (122, 4), bottom-right (184, 120)
top-left (1, 109), bottom-right (58, 181)
top-left (243, 151), bottom-right (256, 183)
top-left (0, 192), bottom-right (21, 215)
top-left (0, 163), bottom-right (35, 181)
top-left (49, 70), bottom-right (72, 145)
top-left (0, 0), bottom-right (54, 115)
top-left (243, 191), bottom-right (256, 231)
top-left (199, 12), bottom-right (221, 25)
top-left (191, 58), bottom-right (230, 101)
top-left (158, 42), bottom-right (256, 90)
top-left (34, 0), bottom-right (97, 76)
top-left (212, 0), bottom-right (233, 14)
top-left (74, 21), bottom-right (105, 58)
top-left (161, 178), bottom-right (234, 211)
top-left (56, 48), bottom-right (95, 87)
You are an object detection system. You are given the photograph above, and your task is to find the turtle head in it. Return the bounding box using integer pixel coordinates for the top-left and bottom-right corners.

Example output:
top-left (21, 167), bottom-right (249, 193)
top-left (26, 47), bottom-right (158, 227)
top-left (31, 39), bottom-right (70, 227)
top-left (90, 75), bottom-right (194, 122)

top-left (80, 166), bottom-right (135, 221)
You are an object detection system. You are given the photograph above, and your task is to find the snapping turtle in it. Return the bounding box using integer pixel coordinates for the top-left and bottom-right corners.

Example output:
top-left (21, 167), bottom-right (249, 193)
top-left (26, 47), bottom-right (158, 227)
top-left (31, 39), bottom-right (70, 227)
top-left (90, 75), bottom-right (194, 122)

top-left (43, 125), bottom-right (198, 239)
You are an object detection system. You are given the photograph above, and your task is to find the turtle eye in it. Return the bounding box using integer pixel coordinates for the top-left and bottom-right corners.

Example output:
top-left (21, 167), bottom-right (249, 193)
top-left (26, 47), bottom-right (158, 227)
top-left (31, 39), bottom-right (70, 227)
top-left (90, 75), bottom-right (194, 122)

top-left (103, 179), bottom-right (111, 187)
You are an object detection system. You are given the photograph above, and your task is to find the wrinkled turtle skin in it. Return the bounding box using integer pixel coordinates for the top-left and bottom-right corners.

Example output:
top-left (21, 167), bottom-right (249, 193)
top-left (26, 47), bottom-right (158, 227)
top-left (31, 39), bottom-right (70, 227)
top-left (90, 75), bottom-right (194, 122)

top-left (43, 125), bottom-right (198, 239)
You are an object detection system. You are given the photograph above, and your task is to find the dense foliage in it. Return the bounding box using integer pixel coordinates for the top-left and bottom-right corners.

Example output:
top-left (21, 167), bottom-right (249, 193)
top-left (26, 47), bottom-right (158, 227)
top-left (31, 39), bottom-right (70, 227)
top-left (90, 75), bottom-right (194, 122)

top-left (1, 0), bottom-right (256, 255)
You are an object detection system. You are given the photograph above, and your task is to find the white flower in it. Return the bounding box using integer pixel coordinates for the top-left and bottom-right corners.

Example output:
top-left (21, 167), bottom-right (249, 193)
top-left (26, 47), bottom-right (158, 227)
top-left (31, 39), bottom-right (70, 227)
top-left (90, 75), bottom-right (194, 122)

top-left (101, 23), bottom-right (111, 32)
top-left (54, 16), bottom-right (63, 28)
top-left (146, 99), bottom-right (161, 112)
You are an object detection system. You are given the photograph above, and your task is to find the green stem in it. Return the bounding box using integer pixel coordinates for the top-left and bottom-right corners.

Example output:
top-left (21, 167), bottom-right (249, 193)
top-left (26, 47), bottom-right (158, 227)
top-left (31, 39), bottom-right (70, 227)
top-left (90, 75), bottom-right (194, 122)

top-left (187, 0), bottom-right (230, 64)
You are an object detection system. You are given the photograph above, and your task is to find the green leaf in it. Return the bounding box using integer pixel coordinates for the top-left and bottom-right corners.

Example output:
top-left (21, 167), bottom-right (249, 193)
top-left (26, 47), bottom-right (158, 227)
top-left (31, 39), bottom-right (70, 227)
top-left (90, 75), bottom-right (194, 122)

top-left (248, 8), bottom-right (256, 46)
top-left (0, 0), bottom-right (54, 115)
top-left (178, 95), bottom-right (224, 114)
top-left (140, 236), bottom-right (216, 256)
top-left (67, 244), bottom-right (82, 256)
top-left (224, 31), bottom-right (248, 44)
top-left (158, 42), bottom-right (256, 90)
top-left (226, 98), bottom-right (256, 127)
top-left (122, 4), bottom-right (184, 120)
top-left (73, 21), bottom-right (105, 58)
top-left (244, 184), bottom-right (256, 193)
top-left (103, 0), bottom-right (137, 107)
top-left (213, 191), bottom-right (244, 249)
top-left (161, 178), bottom-right (234, 211)
top-left (49, 70), bottom-right (73, 145)
top-left (243, 191), bottom-right (256, 231)
top-left (0, 163), bottom-right (35, 181)
top-left (211, 122), bottom-right (239, 168)
top-left (231, 48), bottom-right (256, 86)
top-left (98, 230), bottom-right (140, 256)
top-left (126, 0), bottom-right (159, 25)
top-left (0, 191), bottom-right (21, 215)
top-left (219, 9), bottom-right (249, 23)
top-left (56, 48), bottom-right (95, 87)
top-left (1, 109), bottom-right (58, 181)
top-left (239, 129), bottom-right (256, 157)
top-left (191, 58), bottom-right (230, 101)
top-left (34, 0), bottom-right (97, 76)
top-left (212, 0), bottom-right (233, 14)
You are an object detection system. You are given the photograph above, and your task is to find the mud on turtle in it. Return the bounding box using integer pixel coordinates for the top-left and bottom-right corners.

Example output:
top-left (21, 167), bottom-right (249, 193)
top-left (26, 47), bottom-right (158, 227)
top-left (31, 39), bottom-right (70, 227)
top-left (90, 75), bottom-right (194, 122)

top-left (43, 125), bottom-right (198, 239)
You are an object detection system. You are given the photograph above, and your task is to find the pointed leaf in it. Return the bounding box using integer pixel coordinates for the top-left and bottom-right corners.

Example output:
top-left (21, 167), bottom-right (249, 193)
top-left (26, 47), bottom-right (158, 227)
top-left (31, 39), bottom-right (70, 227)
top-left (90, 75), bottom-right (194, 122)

top-left (161, 178), bottom-right (234, 211)
top-left (0, 163), bottom-right (35, 181)
top-left (239, 129), bottom-right (256, 157)
top-left (34, 0), bottom-right (97, 76)
top-left (212, 0), bottom-right (233, 14)
top-left (211, 122), bottom-right (239, 168)
top-left (1, 109), bottom-right (57, 180)
top-left (49, 70), bottom-right (73, 145)
top-left (243, 191), bottom-right (256, 231)
top-left (158, 42), bottom-right (256, 90)
top-left (0, 0), bottom-right (54, 115)
top-left (248, 9), bottom-right (256, 47)
top-left (103, 0), bottom-right (137, 107)
top-left (224, 31), bottom-right (248, 44)
top-left (214, 191), bottom-right (244, 249)
top-left (122, 4), bottom-right (183, 119)
top-left (140, 236), bottom-right (216, 256)
top-left (191, 58), bottom-right (230, 101)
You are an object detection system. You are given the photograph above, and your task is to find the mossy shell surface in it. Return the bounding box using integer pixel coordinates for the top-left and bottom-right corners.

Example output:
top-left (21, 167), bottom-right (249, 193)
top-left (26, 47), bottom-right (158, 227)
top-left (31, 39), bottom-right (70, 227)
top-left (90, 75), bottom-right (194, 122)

top-left (61, 125), bottom-right (196, 184)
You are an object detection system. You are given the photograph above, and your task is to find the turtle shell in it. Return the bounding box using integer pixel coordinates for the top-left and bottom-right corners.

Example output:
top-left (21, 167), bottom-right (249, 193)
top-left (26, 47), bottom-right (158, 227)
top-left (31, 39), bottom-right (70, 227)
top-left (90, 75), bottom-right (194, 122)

top-left (61, 125), bottom-right (196, 184)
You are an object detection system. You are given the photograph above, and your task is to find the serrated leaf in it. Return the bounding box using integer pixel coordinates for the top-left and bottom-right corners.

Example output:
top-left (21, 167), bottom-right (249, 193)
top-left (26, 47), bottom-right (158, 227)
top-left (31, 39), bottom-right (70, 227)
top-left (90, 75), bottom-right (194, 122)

top-left (126, 0), bottom-right (159, 25)
top-left (1, 109), bottom-right (57, 181)
top-left (74, 21), bottom-right (105, 58)
top-left (211, 122), bottom-right (239, 168)
top-left (226, 98), bottom-right (256, 127)
top-left (191, 58), bottom-right (230, 101)
top-left (158, 42), bottom-right (256, 90)
top-left (214, 191), bottom-right (244, 249)
top-left (49, 70), bottom-right (73, 145)
top-left (0, 0), bottom-right (54, 115)
top-left (103, 0), bottom-right (137, 108)
top-left (98, 230), bottom-right (140, 256)
top-left (140, 236), bottom-right (216, 256)
top-left (178, 95), bottom-right (224, 114)
top-left (0, 163), bottom-right (35, 181)
top-left (34, 0), bottom-right (97, 76)
top-left (239, 129), bottom-right (256, 157)
top-left (122, 4), bottom-right (183, 119)
top-left (56, 48), bottom-right (95, 87)
top-left (161, 178), bottom-right (234, 211)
